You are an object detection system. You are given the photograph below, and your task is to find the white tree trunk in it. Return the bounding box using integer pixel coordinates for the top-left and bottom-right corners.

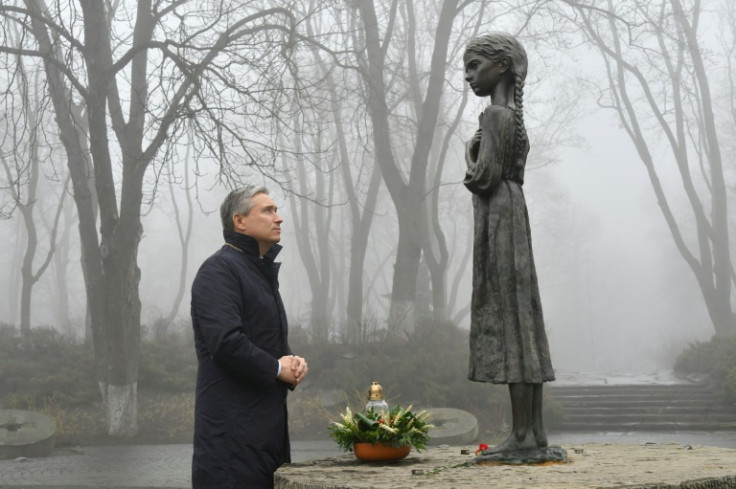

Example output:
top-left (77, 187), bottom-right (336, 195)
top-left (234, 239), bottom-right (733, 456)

top-left (99, 381), bottom-right (139, 436)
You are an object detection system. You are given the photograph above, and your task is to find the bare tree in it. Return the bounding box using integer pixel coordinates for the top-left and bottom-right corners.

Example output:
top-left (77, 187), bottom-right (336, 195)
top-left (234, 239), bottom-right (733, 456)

top-left (278, 0), bottom-right (562, 336)
top-left (283, 0), bottom-right (470, 339)
top-left (555, 0), bottom-right (735, 336)
top-left (717, 1), bottom-right (736, 272)
top-left (295, 7), bottom-right (384, 344)
top-left (160, 137), bottom-right (194, 329)
top-left (353, 0), bottom-right (468, 332)
top-left (416, 0), bottom-right (495, 324)
top-left (0, 43), bottom-right (68, 338)
top-left (0, 0), bottom-right (310, 435)
top-left (284, 116), bottom-right (337, 344)
top-left (49, 191), bottom-right (78, 335)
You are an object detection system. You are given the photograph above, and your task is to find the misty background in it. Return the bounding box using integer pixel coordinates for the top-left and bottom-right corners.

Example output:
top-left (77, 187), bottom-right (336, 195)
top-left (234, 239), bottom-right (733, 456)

top-left (1, 0), bottom-right (734, 437)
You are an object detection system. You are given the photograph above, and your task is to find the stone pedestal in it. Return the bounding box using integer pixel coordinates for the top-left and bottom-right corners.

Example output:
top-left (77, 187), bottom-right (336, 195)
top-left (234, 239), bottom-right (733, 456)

top-left (0, 410), bottom-right (56, 459)
top-left (425, 407), bottom-right (478, 446)
top-left (275, 443), bottom-right (736, 489)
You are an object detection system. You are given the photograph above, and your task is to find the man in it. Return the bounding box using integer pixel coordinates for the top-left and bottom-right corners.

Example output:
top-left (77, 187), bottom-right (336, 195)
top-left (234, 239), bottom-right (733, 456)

top-left (191, 186), bottom-right (308, 489)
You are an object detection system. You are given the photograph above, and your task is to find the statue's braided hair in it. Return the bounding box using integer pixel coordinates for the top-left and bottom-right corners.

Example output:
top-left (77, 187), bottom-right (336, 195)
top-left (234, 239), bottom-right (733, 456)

top-left (465, 33), bottom-right (528, 167)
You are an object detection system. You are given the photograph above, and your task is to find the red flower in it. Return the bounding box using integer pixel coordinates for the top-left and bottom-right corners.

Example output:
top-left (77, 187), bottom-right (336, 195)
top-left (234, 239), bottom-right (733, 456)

top-left (475, 443), bottom-right (489, 455)
top-left (378, 418), bottom-right (384, 424)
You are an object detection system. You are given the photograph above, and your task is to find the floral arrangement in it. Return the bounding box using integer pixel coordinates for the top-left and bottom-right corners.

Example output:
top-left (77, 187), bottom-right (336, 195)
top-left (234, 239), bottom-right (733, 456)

top-left (328, 405), bottom-right (433, 452)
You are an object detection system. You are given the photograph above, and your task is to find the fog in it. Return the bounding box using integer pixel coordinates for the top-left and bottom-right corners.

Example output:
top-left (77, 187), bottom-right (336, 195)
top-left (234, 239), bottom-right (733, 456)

top-left (0, 108), bottom-right (714, 376)
top-left (1, 0), bottom-right (730, 383)
top-left (536, 112), bottom-right (713, 373)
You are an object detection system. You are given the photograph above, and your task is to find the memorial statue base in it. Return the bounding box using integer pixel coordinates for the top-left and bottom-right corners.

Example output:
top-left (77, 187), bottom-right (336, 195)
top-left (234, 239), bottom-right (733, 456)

top-left (275, 443), bottom-right (736, 489)
top-left (475, 445), bottom-right (567, 465)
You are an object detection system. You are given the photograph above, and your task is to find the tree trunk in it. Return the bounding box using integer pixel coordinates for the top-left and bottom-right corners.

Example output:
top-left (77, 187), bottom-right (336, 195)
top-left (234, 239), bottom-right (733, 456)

top-left (387, 203), bottom-right (423, 334)
top-left (671, 0), bottom-right (734, 335)
top-left (97, 208), bottom-right (142, 435)
top-left (357, 0), bottom-right (459, 333)
top-left (163, 144), bottom-right (193, 327)
top-left (8, 56), bottom-right (43, 339)
top-left (345, 167), bottom-right (381, 344)
top-left (8, 219), bottom-right (23, 327)
top-left (78, 0), bottom-right (139, 436)
top-left (312, 37), bottom-right (383, 344)
top-left (53, 199), bottom-right (74, 334)
top-left (286, 117), bottom-right (333, 345)
top-left (14, 154), bottom-right (67, 340)
top-left (18, 205), bottom-right (37, 338)
top-left (312, 147), bottom-right (333, 343)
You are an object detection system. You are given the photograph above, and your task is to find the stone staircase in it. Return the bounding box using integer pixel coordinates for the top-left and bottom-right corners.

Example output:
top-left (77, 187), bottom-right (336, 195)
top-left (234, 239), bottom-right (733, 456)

top-left (548, 383), bottom-right (736, 431)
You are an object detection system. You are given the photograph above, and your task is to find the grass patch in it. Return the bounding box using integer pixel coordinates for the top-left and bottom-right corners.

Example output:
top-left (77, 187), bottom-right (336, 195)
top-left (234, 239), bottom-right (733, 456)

top-left (674, 334), bottom-right (736, 400)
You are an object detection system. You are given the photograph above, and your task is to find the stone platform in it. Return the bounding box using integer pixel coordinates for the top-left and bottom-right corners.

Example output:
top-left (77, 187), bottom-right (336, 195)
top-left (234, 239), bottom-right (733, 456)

top-left (275, 443), bottom-right (736, 489)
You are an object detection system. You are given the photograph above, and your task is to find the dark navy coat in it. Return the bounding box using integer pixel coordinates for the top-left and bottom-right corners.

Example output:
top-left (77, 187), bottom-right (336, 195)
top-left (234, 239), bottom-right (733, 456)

top-left (191, 231), bottom-right (292, 489)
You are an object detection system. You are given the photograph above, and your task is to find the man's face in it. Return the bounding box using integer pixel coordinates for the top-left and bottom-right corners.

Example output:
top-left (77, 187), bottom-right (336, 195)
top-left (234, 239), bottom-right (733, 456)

top-left (233, 193), bottom-right (283, 254)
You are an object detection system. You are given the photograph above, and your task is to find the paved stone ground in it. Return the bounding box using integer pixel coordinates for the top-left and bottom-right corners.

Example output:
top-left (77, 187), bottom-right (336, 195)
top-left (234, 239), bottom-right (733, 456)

top-left (0, 444), bottom-right (191, 489)
top-left (1, 435), bottom-right (735, 488)
top-left (0, 441), bottom-right (342, 489)
top-left (276, 443), bottom-right (736, 489)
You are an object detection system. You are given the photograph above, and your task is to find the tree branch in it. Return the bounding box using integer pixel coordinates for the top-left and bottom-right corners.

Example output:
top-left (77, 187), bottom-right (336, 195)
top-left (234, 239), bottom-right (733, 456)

top-left (0, 46), bottom-right (88, 97)
top-left (1, 4), bottom-right (86, 52)
top-left (142, 8), bottom-right (297, 163)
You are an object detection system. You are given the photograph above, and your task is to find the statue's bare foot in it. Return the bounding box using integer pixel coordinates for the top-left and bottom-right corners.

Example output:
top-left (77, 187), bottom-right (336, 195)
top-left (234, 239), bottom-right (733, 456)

top-left (482, 432), bottom-right (537, 454)
top-left (535, 430), bottom-right (548, 448)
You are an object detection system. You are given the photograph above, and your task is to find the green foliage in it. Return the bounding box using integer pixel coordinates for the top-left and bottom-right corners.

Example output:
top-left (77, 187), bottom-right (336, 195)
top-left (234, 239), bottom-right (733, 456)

top-left (301, 322), bottom-right (497, 408)
top-left (297, 323), bottom-right (511, 439)
top-left (0, 324), bottom-right (198, 445)
top-left (0, 320), bottom-right (565, 445)
top-left (328, 405), bottom-right (433, 452)
top-left (136, 392), bottom-right (195, 443)
top-left (0, 324), bottom-right (198, 411)
top-left (0, 326), bottom-right (97, 407)
top-left (137, 327), bottom-right (197, 392)
top-left (674, 335), bottom-right (736, 399)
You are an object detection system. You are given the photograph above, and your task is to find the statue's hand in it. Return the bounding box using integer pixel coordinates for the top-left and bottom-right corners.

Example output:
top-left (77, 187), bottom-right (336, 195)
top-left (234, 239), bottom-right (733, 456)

top-left (465, 128), bottom-right (482, 167)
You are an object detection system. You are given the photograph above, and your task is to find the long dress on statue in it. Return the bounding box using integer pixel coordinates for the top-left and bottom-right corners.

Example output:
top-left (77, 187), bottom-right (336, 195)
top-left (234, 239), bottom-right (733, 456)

top-left (465, 105), bottom-right (555, 385)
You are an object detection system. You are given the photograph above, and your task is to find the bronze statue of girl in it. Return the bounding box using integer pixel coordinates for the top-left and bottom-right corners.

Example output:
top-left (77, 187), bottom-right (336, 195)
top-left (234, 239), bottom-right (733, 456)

top-left (464, 32), bottom-right (556, 454)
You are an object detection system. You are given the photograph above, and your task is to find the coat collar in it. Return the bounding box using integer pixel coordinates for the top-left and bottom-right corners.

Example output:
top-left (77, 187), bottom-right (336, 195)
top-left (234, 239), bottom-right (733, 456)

top-left (223, 230), bottom-right (282, 262)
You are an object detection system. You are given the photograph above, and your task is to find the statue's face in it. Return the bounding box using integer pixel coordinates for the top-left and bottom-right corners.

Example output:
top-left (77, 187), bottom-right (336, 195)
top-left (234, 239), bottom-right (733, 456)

top-left (464, 51), bottom-right (505, 97)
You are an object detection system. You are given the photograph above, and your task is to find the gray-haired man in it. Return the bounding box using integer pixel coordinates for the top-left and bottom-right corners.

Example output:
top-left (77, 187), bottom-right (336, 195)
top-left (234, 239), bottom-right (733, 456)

top-left (191, 186), bottom-right (308, 488)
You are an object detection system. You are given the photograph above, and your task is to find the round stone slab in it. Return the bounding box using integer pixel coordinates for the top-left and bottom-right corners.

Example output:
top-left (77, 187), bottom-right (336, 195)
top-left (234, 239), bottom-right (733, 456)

top-left (425, 407), bottom-right (478, 445)
top-left (0, 410), bottom-right (56, 459)
top-left (275, 443), bottom-right (736, 489)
